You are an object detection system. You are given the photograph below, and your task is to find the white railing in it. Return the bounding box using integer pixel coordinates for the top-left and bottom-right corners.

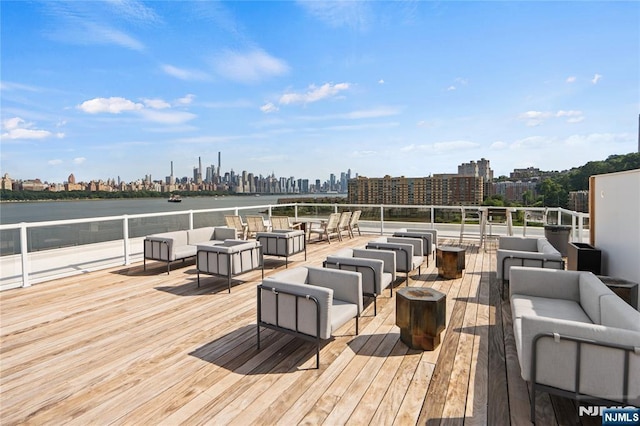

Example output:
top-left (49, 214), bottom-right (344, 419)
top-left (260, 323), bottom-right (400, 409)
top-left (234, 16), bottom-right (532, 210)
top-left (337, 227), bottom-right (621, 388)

top-left (0, 203), bottom-right (588, 291)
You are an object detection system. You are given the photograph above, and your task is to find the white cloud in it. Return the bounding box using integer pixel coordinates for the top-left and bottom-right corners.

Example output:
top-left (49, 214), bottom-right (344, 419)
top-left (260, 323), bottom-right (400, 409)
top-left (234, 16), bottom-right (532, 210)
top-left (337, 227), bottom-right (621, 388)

top-left (175, 94), bottom-right (196, 105)
top-left (213, 49), bottom-right (289, 84)
top-left (77, 96), bottom-right (196, 124)
top-left (518, 110), bottom-right (553, 127)
top-left (1, 117), bottom-right (53, 140)
top-left (48, 159), bottom-right (63, 165)
top-left (138, 109), bottom-right (197, 125)
top-left (518, 110), bottom-right (585, 126)
top-left (143, 98), bottom-right (171, 109)
top-left (161, 64), bottom-right (209, 81)
top-left (556, 110), bottom-right (584, 123)
top-left (446, 86), bottom-right (456, 91)
top-left (591, 73), bottom-right (602, 84)
top-left (73, 157), bottom-right (86, 165)
top-left (566, 76), bottom-right (576, 83)
top-left (260, 102), bottom-right (279, 113)
top-left (279, 82), bottom-right (350, 105)
top-left (378, 79), bottom-right (385, 84)
top-left (78, 97), bottom-right (143, 114)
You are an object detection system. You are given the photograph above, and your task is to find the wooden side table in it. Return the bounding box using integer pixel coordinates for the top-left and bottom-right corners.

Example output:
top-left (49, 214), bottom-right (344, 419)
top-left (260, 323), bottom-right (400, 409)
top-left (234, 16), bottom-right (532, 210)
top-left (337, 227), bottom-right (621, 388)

top-left (436, 246), bottom-right (466, 279)
top-left (396, 287), bottom-right (446, 350)
top-left (597, 276), bottom-right (639, 310)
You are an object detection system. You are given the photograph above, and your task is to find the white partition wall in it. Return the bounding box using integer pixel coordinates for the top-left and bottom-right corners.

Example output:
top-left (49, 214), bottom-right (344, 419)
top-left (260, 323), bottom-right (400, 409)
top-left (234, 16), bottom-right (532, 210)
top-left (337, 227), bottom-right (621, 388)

top-left (590, 169), bottom-right (640, 284)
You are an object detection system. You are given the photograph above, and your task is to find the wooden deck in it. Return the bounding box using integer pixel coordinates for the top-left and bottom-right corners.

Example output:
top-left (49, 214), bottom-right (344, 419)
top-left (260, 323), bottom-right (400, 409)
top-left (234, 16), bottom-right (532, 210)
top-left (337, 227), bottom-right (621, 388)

top-left (0, 235), bottom-right (599, 425)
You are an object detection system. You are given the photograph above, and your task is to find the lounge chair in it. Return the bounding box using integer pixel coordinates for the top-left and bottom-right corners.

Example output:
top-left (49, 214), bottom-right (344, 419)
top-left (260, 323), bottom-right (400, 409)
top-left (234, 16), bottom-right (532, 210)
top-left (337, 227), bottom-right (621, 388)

top-left (308, 212), bottom-right (341, 243)
top-left (337, 211), bottom-right (353, 240)
top-left (270, 215), bottom-right (302, 231)
top-left (348, 210), bottom-right (362, 237)
top-left (224, 215), bottom-right (248, 240)
top-left (246, 215), bottom-right (269, 238)
top-left (257, 266), bottom-right (363, 368)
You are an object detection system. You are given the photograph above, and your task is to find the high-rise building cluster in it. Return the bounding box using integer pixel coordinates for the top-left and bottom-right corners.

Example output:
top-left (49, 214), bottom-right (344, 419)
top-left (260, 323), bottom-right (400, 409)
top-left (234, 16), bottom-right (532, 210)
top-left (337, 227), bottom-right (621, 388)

top-left (0, 152), bottom-right (354, 195)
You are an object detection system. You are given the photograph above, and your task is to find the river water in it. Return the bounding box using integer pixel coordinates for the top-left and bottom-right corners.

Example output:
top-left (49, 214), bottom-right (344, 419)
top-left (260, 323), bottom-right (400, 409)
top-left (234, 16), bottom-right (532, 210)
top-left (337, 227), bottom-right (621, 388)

top-left (0, 194), bottom-right (345, 225)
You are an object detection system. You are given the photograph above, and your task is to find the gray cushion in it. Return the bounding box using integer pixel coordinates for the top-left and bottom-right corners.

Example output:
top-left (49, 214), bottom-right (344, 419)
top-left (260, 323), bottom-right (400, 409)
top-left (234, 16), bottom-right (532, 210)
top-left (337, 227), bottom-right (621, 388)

top-left (600, 294), bottom-right (640, 331)
top-left (579, 273), bottom-right (615, 324)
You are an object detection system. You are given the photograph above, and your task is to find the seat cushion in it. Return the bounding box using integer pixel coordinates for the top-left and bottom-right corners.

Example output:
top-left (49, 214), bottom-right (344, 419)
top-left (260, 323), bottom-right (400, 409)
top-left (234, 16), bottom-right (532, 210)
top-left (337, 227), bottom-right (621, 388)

top-left (330, 299), bottom-right (358, 333)
top-left (174, 245), bottom-right (197, 260)
top-left (511, 295), bottom-right (592, 323)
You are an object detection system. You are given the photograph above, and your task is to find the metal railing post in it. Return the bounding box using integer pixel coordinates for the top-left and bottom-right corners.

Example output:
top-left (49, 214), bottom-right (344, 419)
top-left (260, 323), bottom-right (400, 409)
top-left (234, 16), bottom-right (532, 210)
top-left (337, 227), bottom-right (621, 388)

top-left (380, 205), bottom-right (384, 235)
top-left (294, 204), bottom-right (298, 220)
top-left (430, 207), bottom-right (434, 229)
top-left (189, 211), bottom-right (194, 230)
top-left (20, 223), bottom-right (30, 288)
top-left (123, 215), bottom-right (130, 266)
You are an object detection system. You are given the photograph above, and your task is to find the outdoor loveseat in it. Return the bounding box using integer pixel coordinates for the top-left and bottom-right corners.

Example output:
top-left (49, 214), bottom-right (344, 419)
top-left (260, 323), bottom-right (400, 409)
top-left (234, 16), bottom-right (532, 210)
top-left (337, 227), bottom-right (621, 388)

top-left (143, 226), bottom-right (236, 274)
top-left (509, 266), bottom-right (640, 423)
top-left (257, 266), bottom-right (362, 368)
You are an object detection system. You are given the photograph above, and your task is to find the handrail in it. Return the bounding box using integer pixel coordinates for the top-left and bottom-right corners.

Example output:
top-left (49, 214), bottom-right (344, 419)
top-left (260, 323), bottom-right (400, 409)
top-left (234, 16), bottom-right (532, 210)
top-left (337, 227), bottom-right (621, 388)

top-left (0, 203), bottom-right (589, 290)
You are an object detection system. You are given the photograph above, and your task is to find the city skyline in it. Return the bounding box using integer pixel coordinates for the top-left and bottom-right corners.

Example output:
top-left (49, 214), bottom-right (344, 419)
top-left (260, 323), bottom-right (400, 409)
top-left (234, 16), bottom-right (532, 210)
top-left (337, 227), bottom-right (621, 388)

top-left (1, 1), bottom-right (639, 183)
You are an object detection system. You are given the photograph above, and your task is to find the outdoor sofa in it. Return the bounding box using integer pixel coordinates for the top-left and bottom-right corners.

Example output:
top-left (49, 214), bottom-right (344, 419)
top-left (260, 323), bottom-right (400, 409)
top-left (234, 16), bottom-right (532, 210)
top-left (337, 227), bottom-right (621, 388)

top-left (509, 266), bottom-right (640, 423)
top-left (497, 236), bottom-right (564, 298)
top-left (143, 226), bottom-right (236, 274)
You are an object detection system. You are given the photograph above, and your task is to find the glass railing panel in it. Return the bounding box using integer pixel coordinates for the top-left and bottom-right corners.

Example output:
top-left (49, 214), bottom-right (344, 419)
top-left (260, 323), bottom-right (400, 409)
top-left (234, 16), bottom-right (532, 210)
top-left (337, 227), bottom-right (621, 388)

top-left (27, 220), bottom-right (123, 252)
top-left (128, 215), bottom-right (189, 239)
top-left (0, 229), bottom-right (20, 256)
top-left (192, 211), bottom-right (227, 229)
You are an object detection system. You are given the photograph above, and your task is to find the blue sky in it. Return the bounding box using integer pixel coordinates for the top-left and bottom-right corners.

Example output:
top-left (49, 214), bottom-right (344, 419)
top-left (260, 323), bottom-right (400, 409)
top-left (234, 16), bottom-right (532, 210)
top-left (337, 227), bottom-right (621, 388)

top-left (1, 1), bottom-right (638, 184)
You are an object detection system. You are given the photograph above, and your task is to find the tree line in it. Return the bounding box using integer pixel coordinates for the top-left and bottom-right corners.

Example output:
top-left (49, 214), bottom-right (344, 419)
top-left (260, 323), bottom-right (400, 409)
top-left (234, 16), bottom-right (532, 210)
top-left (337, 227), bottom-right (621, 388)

top-left (484, 152), bottom-right (639, 209)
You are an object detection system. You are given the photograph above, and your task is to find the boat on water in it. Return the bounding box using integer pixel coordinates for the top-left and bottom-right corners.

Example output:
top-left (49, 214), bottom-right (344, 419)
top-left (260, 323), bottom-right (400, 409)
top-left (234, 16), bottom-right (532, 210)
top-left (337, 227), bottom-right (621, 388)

top-left (168, 194), bottom-right (182, 203)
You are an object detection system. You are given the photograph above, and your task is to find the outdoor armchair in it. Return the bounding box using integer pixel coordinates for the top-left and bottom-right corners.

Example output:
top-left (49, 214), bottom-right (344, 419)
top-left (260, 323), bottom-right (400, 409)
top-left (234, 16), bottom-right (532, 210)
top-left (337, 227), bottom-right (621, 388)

top-left (196, 239), bottom-right (263, 293)
top-left (257, 266), bottom-right (363, 368)
top-left (324, 247), bottom-right (396, 315)
top-left (366, 236), bottom-right (424, 284)
top-left (256, 229), bottom-right (306, 267)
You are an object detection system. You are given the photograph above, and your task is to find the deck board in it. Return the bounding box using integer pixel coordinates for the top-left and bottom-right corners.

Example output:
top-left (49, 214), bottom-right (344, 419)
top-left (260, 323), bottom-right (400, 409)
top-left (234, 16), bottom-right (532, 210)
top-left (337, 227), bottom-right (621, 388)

top-left (0, 233), bottom-right (588, 425)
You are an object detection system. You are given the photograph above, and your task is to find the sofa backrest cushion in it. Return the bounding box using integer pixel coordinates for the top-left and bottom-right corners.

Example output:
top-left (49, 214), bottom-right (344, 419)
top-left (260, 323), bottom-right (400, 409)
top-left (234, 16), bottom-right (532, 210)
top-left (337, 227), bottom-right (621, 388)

top-left (151, 231), bottom-right (188, 247)
top-left (332, 248), bottom-right (354, 258)
top-left (499, 236), bottom-right (538, 252)
top-left (187, 227), bottom-right (216, 245)
top-left (269, 266), bottom-right (310, 284)
top-left (537, 238), bottom-right (561, 256)
top-left (600, 295), bottom-right (640, 331)
top-left (579, 273), bottom-right (615, 324)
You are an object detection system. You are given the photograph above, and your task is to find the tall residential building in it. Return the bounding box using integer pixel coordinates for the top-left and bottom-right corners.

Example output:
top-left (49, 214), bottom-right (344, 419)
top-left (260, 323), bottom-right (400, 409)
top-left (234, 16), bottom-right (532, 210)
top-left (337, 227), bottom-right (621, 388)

top-left (348, 174), bottom-right (483, 206)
